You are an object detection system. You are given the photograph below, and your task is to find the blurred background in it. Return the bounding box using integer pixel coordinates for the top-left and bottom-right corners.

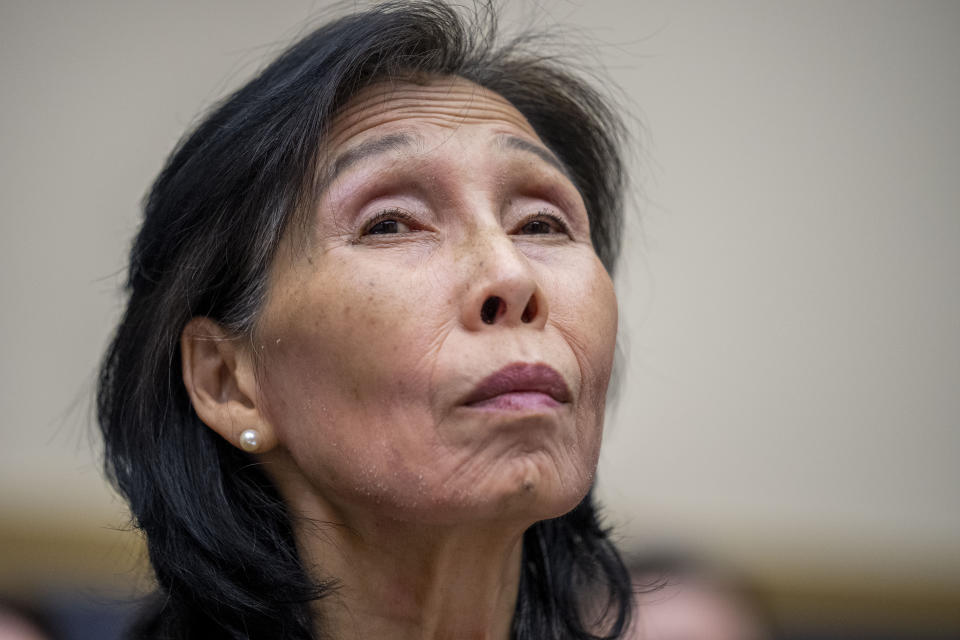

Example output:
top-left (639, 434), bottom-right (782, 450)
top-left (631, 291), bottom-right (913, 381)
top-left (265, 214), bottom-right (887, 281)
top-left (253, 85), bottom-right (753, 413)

top-left (1, 1), bottom-right (958, 638)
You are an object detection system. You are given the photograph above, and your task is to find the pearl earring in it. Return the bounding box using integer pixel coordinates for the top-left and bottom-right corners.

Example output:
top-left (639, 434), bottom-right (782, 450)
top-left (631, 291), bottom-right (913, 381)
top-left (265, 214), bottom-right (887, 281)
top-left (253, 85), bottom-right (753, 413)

top-left (239, 429), bottom-right (261, 452)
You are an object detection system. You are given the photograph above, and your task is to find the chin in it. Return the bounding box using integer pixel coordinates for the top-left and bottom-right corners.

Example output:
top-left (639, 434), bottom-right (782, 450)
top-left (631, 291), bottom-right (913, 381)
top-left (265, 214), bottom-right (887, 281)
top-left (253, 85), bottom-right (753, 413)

top-left (431, 450), bottom-right (596, 527)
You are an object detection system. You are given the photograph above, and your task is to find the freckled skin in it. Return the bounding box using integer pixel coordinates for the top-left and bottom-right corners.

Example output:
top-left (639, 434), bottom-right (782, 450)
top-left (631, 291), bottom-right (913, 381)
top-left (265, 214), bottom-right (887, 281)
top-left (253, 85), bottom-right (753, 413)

top-left (255, 77), bottom-right (618, 530)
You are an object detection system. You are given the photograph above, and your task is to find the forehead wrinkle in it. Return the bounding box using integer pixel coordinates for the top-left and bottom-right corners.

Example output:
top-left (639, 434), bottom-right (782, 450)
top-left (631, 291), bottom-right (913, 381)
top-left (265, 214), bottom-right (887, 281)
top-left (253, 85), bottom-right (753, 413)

top-left (327, 78), bottom-right (539, 147)
top-left (329, 101), bottom-right (535, 143)
top-left (333, 80), bottom-right (515, 122)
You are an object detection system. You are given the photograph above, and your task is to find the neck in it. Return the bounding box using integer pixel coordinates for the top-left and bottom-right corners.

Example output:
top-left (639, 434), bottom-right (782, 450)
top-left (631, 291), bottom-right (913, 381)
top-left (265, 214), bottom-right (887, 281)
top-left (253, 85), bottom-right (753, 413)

top-left (275, 475), bottom-right (528, 640)
top-left (309, 520), bottom-right (523, 640)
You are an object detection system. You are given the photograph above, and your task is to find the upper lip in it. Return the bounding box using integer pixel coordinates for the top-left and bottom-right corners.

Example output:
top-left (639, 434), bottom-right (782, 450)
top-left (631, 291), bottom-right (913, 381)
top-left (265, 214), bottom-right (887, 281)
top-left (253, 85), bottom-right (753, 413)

top-left (462, 362), bottom-right (572, 405)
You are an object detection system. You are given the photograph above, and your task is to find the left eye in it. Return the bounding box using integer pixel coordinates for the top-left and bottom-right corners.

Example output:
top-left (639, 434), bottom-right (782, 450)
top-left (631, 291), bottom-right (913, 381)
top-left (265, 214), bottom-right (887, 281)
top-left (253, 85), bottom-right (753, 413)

top-left (521, 220), bottom-right (554, 234)
top-left (518, 213), bottom-right (567, 236)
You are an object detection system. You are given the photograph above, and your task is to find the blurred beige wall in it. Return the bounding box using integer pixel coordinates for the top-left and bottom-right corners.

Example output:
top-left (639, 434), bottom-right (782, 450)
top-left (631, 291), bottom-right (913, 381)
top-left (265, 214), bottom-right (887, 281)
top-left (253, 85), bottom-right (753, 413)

top-left (1, 0), bottom-right (958, 624)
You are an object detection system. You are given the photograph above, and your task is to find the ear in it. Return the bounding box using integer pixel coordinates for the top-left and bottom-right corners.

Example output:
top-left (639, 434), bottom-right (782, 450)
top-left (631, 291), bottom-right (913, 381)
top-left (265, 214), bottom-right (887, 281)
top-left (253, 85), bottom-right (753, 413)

top-left (181, 317), bottom-right (276, 453)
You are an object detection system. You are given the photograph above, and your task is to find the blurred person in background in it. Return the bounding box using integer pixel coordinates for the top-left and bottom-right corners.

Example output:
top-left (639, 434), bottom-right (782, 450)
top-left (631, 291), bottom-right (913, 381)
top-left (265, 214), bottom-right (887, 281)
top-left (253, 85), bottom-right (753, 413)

top-left (0, 598), bottom-right (58, 640)
top-left (626, 554), bottom-right (777, 640)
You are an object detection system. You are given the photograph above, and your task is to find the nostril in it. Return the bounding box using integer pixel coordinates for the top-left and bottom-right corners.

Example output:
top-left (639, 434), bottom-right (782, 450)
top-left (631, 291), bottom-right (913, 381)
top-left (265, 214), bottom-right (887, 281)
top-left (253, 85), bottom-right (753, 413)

top-left (521, 296), bottom-right (537, 323)
top-left (481, 296), bottom-right (502, 325)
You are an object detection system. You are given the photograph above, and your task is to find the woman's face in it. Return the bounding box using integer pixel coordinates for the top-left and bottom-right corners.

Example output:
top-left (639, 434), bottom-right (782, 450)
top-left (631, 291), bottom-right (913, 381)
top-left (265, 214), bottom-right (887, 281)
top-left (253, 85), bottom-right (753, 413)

top-left (254, 76), bottom-right (617, 527)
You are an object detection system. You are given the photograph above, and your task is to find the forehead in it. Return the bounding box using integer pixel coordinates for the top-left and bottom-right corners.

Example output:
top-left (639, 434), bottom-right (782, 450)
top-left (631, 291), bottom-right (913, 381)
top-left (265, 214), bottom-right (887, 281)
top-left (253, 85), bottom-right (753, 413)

top-left (324, 76), bottom-right (543, 154)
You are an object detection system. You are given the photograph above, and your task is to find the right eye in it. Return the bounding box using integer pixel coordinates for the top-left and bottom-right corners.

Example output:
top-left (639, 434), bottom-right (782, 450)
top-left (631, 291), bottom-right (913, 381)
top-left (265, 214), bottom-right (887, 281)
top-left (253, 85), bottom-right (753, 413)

top-left (367, 219), bottom-right (408, 234)
top-left (362, 209), bottom-right (415, 236)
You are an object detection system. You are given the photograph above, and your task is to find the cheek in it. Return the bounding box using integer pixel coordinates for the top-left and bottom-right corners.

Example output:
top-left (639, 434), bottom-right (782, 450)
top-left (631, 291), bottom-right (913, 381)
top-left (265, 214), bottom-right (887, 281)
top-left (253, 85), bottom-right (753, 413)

top-left (252, 262), bottom-right (448, 481)
top-left (262, 263), bottom-right (430, 385)
top-left (547, 256), bottom-right (618, 440)
top-left (550, 256), bottom-right (618, 381)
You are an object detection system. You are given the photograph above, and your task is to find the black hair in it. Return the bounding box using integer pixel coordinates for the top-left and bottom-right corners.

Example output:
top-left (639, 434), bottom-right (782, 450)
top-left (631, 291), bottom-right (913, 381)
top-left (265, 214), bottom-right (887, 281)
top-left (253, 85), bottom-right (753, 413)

top-left (98, 1), bottom-right (631, 638)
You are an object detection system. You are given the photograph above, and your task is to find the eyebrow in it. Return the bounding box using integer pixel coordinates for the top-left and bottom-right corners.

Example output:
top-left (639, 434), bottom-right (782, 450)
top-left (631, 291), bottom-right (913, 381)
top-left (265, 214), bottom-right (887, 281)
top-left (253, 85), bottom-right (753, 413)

top-left (317, 131), bottom-right (420, 194)
top-left (496, 135), bottom-right (572, 182)
top-left (316, 131), bottom-right (573, 196)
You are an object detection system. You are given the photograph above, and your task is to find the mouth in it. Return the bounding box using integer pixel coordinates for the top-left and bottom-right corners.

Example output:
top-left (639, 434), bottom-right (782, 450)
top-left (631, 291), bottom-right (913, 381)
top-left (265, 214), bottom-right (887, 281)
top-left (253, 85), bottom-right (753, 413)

top-left (461, 362), bottom-right (572, 411)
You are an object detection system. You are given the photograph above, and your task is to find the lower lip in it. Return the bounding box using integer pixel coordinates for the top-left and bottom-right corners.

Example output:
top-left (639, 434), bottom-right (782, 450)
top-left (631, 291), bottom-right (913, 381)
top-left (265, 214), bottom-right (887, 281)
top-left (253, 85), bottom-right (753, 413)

top-left (466, 391), bottom-right (562, 411)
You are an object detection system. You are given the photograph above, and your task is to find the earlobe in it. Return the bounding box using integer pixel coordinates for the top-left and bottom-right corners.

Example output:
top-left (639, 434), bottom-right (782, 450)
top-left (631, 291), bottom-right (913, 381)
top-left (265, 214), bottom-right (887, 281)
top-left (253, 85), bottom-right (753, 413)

top-left (181, 317), bottom-right (276, 453)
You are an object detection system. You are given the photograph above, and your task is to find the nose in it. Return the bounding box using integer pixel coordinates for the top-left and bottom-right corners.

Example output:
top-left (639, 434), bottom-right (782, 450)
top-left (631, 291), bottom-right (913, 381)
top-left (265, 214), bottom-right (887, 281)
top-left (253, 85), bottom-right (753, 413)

top-left (460, 232), bottom-right (548, 331)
